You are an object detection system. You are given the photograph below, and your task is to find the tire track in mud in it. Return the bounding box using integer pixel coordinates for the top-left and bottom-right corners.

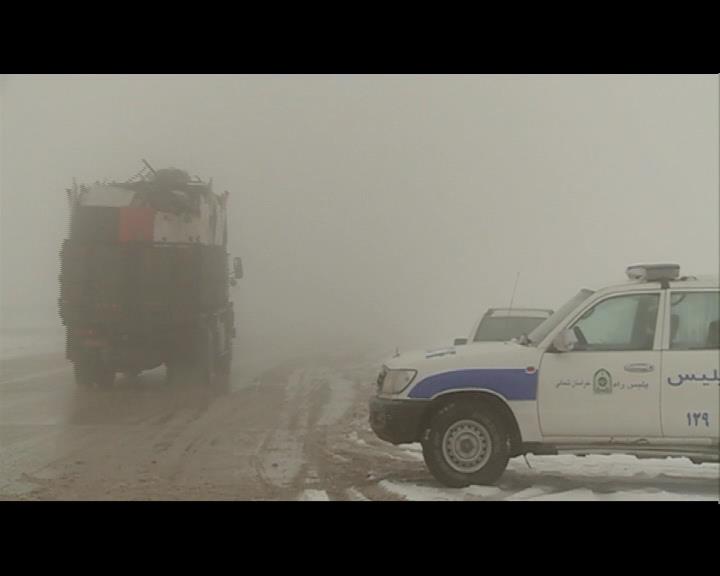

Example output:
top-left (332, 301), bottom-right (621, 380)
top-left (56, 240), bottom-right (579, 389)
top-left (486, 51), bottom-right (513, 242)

top-left (252, 367), bottom-right (326, 498)
top-left (9, 359), bottom-right (320, 500)
top-left (3, 368), bottom-right (236, 499)
top-left (0, 386), bottom-right (193, 499)
top-left (292, 360), bottom-right (400, 501)
top-left (248, 361), bottom-right (367, 500)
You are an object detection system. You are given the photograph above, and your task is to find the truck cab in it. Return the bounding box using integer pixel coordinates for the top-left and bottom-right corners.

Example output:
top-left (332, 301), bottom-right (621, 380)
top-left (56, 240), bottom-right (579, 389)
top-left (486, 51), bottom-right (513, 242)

top-left (369, 264), bottom-right (719, 487)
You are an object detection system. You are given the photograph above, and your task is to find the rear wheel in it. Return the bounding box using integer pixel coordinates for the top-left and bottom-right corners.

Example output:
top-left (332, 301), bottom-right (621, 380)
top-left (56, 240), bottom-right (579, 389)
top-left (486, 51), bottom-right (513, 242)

top-left (96, 366), bottom-right (116, 388)
top-left (73, 353), bottom-right (115, 389)
top-left (74, 359), bottom-right (95, 388)
top-left (421, 401), bottom-right (510, 487)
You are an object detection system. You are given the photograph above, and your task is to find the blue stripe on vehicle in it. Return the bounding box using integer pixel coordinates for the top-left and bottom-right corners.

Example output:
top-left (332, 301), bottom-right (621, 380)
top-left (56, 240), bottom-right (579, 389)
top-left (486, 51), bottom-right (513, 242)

top-left (407, 369), bottom-right (537, 401)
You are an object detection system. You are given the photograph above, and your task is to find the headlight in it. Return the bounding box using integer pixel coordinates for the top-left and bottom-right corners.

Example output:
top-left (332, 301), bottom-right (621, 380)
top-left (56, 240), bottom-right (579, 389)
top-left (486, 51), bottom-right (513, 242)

top-left (381, 369), bottom-right (417, 395)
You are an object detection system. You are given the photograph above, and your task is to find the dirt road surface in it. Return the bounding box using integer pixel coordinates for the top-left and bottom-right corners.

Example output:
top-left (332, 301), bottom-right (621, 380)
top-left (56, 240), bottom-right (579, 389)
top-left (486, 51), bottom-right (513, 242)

top-left (1, 348), bottom-right (717, 501)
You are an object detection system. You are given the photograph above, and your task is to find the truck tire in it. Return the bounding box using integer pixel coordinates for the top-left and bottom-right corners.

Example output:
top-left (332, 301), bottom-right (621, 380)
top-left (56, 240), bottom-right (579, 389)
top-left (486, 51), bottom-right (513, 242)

top-left (421, 401), bottom-right (510, 487)
top-left (192, 325), bottom-right (216, 388)
top-left (96, 366), bottom-right (116, 388)
top-left (215, 345), bottom-right (232, 392)
top-left (74, 359), bottom-right (95, 388)
top-left (73, 354), bottom-right (115, 389)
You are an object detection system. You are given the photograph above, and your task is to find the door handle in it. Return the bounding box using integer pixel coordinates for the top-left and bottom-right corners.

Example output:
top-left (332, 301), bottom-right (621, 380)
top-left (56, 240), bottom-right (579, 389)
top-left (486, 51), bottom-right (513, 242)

top-left (624, 363), bottom-right (654, 373)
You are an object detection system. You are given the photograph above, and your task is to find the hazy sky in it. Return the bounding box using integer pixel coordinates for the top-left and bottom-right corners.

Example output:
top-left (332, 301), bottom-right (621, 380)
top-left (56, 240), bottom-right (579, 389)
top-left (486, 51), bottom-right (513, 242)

top-left (1, 75), bottom-right (717, 358)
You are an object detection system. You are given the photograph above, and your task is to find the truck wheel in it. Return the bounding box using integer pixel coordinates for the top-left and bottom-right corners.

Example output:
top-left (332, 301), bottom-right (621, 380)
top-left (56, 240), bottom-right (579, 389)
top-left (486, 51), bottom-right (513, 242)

top-left (96, 366), bottom-right (116, 388)
top-left (421, 401), bottom-right (509, 487)
top-left (74, 360), bottom-right (95, 388)
top-left (193, 326), bottom-right (216, 387)
top-left (215, 345), bottom-right (232, 392)
top-left (73, 355), bottom-right (114, 389)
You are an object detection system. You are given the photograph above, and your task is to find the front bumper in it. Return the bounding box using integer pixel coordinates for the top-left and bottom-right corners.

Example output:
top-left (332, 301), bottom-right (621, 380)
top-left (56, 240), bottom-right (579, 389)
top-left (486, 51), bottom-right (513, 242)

top-left (369, 396), bottom-right (430, 445)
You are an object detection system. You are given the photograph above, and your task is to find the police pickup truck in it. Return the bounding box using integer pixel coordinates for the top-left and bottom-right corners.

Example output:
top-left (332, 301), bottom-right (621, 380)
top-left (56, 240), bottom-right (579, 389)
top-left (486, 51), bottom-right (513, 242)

top-left (369, 264), bottom-right (719, 487)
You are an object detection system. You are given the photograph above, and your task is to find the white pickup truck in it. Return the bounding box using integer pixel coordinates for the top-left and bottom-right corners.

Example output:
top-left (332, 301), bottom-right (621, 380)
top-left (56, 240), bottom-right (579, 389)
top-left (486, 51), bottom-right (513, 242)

top-left (453, 308), bottom-right (553, 346)
top-left (369, 264), bottom-right (719, 487)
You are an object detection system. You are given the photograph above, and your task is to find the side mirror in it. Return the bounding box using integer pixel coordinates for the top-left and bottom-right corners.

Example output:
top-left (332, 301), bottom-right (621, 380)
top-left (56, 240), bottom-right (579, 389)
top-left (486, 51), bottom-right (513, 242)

top-left (551, 328), bottom-right (577, 353)
top-left (454, 338), bottom-right (468, 346)
top-left (233, 257), bottom-right (243, 280)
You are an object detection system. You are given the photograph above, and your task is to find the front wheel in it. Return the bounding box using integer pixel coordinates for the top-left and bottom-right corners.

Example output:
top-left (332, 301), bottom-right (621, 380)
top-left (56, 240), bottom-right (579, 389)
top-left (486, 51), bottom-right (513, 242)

top-left (215, 345), bottom-right (232, 393)
top-left (421, 402), bottom-right (509, 487)
top-left (187, 325), bottom-right (216, 388)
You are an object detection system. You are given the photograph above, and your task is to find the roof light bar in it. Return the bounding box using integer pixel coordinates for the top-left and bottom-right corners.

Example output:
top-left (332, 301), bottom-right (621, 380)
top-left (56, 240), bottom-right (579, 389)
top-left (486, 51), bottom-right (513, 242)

top-left (626, 263), bottom-right (680, 282)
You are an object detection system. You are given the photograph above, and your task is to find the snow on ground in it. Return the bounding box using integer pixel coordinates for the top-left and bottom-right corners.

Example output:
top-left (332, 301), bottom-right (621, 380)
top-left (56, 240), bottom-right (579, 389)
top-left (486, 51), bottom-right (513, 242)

top-left (348, 431), bottom-right (369, 447)
top-left (523, 488), bottom-right (711, 501)
top-left (374, 452), bottom-right (718, 501)
top-left (298, 489), bottom-right (330, 501)
top-left (346, 487), bottom-right (371, 501)
top-left (399, 444), bottom-right (424, 461)
top-left (505, 453), bottom-right (718, 481)
top-left (380, 480), bottom-right (466, 501)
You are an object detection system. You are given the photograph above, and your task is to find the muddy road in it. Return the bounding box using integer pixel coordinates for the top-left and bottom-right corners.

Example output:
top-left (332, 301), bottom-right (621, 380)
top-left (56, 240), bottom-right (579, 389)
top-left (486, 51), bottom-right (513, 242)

top-left (0, 348), bottom-right (399, 500)
top-left (1, 348), bottom-right (717, 501)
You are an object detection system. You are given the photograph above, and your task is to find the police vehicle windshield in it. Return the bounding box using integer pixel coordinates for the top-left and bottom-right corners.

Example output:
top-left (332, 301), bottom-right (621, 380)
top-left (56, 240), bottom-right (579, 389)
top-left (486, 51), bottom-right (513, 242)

top-left (526, 289), bottom-right (594, 346)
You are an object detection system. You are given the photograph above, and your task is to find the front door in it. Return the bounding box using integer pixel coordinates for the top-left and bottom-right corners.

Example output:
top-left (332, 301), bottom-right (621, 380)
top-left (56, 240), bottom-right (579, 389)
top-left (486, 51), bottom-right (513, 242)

top-left (661, 289), bottom-right (720, 440)
top-left (538, 291), bottom-right (663, 438)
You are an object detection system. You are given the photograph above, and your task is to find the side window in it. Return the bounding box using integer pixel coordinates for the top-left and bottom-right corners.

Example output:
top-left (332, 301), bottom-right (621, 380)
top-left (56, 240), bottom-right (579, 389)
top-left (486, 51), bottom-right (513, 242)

top-left (669, 291), bottom-right (720, 350)
top-left (570, 293), bottom-right (660, 351)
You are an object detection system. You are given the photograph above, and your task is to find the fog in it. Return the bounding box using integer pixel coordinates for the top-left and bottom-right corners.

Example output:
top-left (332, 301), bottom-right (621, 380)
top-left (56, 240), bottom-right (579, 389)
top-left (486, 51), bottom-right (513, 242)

top-left (1, 74), bottom-right (718, 366)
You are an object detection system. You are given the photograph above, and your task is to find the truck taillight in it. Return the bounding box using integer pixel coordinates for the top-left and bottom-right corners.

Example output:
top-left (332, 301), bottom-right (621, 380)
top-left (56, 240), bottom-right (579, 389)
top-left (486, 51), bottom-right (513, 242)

top-left (75, 327), bottom-right (96, 336)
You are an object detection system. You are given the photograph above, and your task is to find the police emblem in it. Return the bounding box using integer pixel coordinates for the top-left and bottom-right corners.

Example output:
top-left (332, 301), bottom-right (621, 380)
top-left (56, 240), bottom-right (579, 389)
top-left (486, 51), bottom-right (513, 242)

top-left (593, 369), bottom-right (612, 394)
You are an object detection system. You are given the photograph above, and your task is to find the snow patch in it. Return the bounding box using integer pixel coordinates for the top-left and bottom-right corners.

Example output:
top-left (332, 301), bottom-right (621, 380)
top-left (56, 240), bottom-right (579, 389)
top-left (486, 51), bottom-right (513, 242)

top-left (505, 486), bottom-right (555, 500)
top-left (379, 480), bottom-right (466, 501)
top-left (399, 444), bottom-right (424, 461)
top-left (506, 454), bottom-right (719, 481)
top-left (522, 488), bottom-right (711, 501)
top-left (463, 485), bottom-right (504, 498)
top-left (373, 454), bottom-right (717, 500)
top-left (298, 489), bottom-right (330, 501)
top-left (348, 431), bottom-right (369, 446)
top-left (346, 488), bottom-right (370, 501)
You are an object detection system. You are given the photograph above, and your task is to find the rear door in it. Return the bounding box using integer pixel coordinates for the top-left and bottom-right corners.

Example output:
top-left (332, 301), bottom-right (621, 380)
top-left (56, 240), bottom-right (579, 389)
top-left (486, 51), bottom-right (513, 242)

top-left (660, 289), bottom-right (720, 439)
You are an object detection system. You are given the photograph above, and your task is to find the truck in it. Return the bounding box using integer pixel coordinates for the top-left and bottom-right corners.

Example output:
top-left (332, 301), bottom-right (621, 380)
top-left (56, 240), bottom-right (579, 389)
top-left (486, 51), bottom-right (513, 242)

top-left (369, 264), bottom-right (719, 487)
top-left (453, 307), bottom-right (554, 346)
top-left (59, 161), bottom-right (242, 389)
